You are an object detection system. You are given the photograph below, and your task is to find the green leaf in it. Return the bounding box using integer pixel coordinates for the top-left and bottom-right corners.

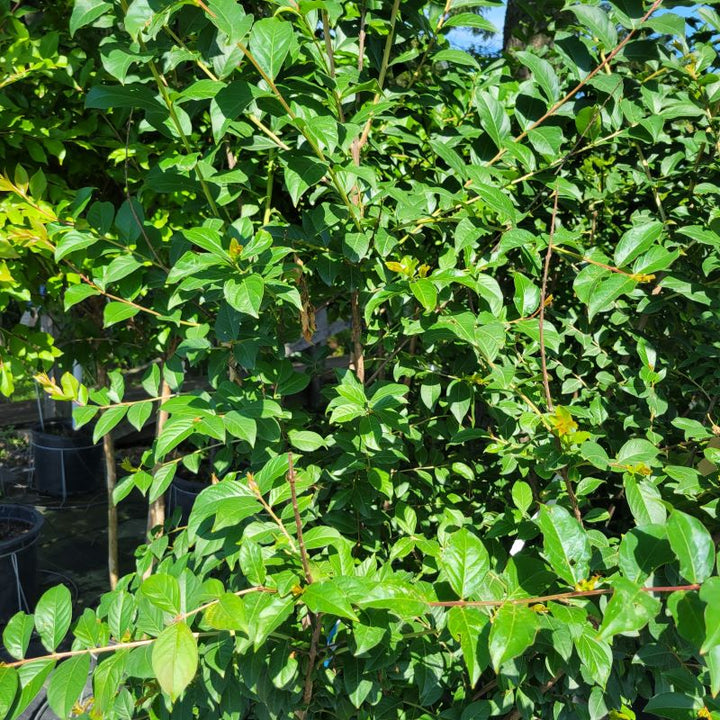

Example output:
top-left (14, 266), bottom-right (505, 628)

top-left (223, 411), bottom-right (257, 446)
top-left (448, 607), bottom-right (490, 684)
top-left (302, 580), bottom-right (359, 621)
top-left (70, 0), bottom-right (112, 36)
top-left (207, 0), bottom-right (253, 44)
top-left (537, 504), bottom-right (590, 587)
top-left (440, 528), bottom-right (490, 599)
top-left (700, 577), bottom-right (720, 653)
top-left (204, 593), bottom-right (247, 631)
top-left (224, 274), bottom-right (265, 317)
top-left (127, 401), bottom-right (153, 432)
top-left (344, 655), bottom-right (377, 708)
top-left (511, 481), bottom-right (533, 514)
top-left (64, 284), bottom-right (100, 310)
top-left (614, 222), bottom-right (663, 267)
top-left (623, 475), bottom-right (666, 525)
top-left (442, 12), bottom-right (496, 31)
top-left (643, 693), bottom-right (702, 720)
top-left (183, 227), bottom-right (231, 263)
top-left (11, 659), bottom-right (55, 720)
top-left (587, 274), bottom-right (636, 320)
top-left (284, 154), bottom-right (326, 205)
top-left (410, 278), bottom-right (437, 312)
top-left (597, 577), bottom-right (661, 641)
top-left (47, 654), bottom-right (91, 719)
top-left (0, 667), bottom-right (18, 719)
top-left (152, 622), bottom-right (198, 701)
top-left (475, 90), bottom-right (511, 149)
top-left (618, 524), bottom-right (673, 583)
top-left (35, 585), bottom-right (72, 652)
top-left (615, 438), bottom-right (658, 467)
top-left (104, 301), bottom-right (140, 327)
top-left (667, 510), bottom-right (715, 584)
top-left (575, 629), bottom-right (612, 688)
top-left (93, 405), bottom-right (128, 443)
top-left (515, 51), bottom-right (559, 103)
top-left (569, 4), bottom-right (618, 49)
top-left (3, 613), bottom-right (34, 659)
top-left (513, 273), bottom-right (540, 316)
top-left (141, 573), bottom-right (182, 615)
top-left (55, 230), bottom-right (97, 261)
top-left (488, 603), bottom-right (537, 672)
top-left (288, 430), bottom-right (326, 452)
top-left (239, 539), bottom-right (266, 585)
top-left (248, 18), bottom-right (294, 81)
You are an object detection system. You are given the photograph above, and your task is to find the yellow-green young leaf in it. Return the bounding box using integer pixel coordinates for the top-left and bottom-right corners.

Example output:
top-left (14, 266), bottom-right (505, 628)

top-left (598, 578), bottom-right (660, 641)
top-left (667, 510), bottom-right (715, 584)
top-left (35, 585), bottom-right (72, 652)
top-left (47, 654), bottom-right (91, 719)
top-left (537, 504), bottom-right (590, 587)
top-left (410, 278), bottom-right (437, 312)
top-left (488, 603), bottom-right (537, 671)
top-left (151, 622), bottom-right (198, 701)
top-left (440, 528), bottom-right (490, 599)
top-left (511, 481), bottom-right (533, 514)
top-left (204, 593), bottom-right (247, 631)
top-left (0, 666), bottom-right (18, 719)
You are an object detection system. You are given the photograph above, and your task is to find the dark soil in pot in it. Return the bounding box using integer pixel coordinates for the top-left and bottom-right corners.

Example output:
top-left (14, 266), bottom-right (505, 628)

top-left (31, 419), bottom-right (103, 497)
top-left (0, 504), bottom-right (44, 622)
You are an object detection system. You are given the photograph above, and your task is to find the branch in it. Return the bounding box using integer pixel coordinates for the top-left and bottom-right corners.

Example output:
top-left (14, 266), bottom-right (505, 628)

top-left (539, 188), bottom-right (559, 412)
top-left (288, 453), bottom-right (312, 584)
top-left (427, 583), bottom-right (700, 608)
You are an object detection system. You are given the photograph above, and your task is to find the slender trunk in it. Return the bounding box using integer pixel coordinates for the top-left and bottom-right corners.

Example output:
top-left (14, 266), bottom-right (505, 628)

top-left (146, 376), bottom-right (171, 538)
top-left (97, 366), bottom-right (119, 590)
top-left (103, 431), bottom-right (119, 589)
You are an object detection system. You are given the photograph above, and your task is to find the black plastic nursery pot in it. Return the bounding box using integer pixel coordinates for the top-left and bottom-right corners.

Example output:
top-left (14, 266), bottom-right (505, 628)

top-left (166, 476), bottom-right (206, 526)
top-left (31, 419), bottom-right (103, 497)
top-left (0, 504), bottom-right (44, 623)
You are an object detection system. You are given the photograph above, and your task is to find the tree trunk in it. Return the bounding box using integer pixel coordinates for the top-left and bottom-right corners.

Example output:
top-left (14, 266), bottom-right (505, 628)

top-left (146, 375), bottom-right (171, 539)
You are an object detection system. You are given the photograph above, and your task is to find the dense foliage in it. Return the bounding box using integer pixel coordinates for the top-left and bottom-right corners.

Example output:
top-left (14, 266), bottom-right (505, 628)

top-left (2, 0), bottom-right (720, 718)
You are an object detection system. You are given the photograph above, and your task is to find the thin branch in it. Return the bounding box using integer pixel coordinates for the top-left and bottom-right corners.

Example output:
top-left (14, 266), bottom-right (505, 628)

top-left (247, 472), bottom-right (298, 552)
top-left (177, 585), bottom-right (276, 622)
top-left (539, 188), bottom-right (559, 412)
top-left (366, 336), bottom-right (411, 385)
top-left (427, 583), bottom-right (700, 608)
top-left (351, 290), bottom-right (365, 383)
top-left (301, 613), bottom-right (325, 716)
top-left (288, 453), bottom-right (312, 584)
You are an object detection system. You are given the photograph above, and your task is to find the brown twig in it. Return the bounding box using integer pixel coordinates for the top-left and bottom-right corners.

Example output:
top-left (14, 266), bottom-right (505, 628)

top-left (288, 453), bottom-right (312, 584)
top-left (351, 291), bottom-right (365, 383)
top-left (300, 613), bottom-right (325, 717)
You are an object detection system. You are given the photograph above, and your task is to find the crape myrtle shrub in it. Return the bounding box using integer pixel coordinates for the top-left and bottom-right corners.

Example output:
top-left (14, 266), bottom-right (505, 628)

top-left (2, 0), bottom-right (720, 719)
